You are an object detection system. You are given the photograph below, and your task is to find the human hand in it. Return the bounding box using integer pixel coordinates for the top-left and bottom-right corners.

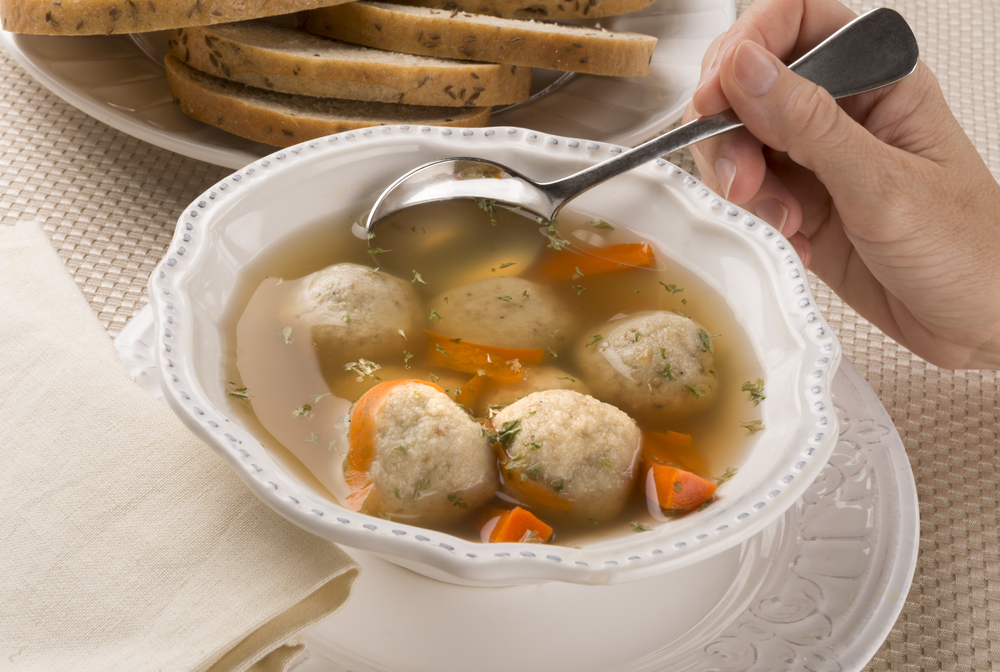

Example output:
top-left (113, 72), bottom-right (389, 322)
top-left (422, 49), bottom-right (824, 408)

top-left (683, 0), bottom-right (1000, 369)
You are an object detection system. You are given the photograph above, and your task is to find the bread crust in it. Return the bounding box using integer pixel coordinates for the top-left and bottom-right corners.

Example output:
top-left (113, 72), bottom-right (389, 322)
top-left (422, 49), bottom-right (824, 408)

top-left (165, 54), bottom-right (491, 147)
top-left (389, 0), bottom-right (659, 21)
top-left (301, 1), bottom-right (656, 76)
top-left (0, 0), bottom-right (351, 35)
top-left (169, 21), bottom-right (532, 107)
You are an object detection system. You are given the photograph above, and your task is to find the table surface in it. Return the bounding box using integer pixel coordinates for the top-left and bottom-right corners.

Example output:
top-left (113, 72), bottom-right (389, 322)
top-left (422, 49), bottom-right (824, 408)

top-left (1, 0), bottom-right (997, 669)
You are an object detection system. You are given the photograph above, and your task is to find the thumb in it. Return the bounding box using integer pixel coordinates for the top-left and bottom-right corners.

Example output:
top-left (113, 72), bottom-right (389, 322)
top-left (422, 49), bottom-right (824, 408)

top-left (720, 40), bottom-right (885, 199)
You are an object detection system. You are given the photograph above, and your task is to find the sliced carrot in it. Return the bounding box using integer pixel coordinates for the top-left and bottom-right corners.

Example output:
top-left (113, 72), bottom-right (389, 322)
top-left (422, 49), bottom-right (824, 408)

top-left (528, 242), bottom-right (656, 282)
top-left (443, 374), bottom-right (484, 408)
top-left (488, 506), bottom-right (553, 543)
top-left (503, 474), bottom-right (574, 512)
top-left (641, 430), bottom-right (708, 475)
top-left (345, 378), bottom-right (444, 510)
top-left (425, 330), bottom-right (544, 383)
top-left (494, 442), bottom-right (573, 512)
top-left (647, 464), bottom-right (717, 513)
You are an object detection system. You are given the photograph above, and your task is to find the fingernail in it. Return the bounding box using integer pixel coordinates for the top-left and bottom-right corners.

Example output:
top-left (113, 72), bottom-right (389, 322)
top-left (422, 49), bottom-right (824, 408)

top-left (715, 157), bottom-right (736, 199)
top-left (754, 199), bottom-right (788, 232)
top-left (733, 41), bottom-right (779, 97)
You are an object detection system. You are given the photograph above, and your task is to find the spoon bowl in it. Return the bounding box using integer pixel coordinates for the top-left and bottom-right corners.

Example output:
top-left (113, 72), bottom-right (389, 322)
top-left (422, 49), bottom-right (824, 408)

top-left (365, 7), bottom-right (919, 233)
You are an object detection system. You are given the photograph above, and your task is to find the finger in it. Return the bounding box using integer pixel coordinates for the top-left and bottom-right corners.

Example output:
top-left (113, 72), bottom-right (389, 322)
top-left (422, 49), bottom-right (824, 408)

top-left (719, 40), bottom-right (888, 207)
top-left (739, 169), bottom-right (804, 238)
top-left (692, 0), bottom-right (857, 116)
top-left (688, 126), bottom-right (766, 202)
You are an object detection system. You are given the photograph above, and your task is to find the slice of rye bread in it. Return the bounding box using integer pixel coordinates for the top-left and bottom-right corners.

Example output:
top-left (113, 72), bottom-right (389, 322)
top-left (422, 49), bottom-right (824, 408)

top-left (300, 1), bottom-right (657, 77)
top-left (0, 0), bottom-right (351, 36)
top-left (387, 0), bottom-right (659, 21)
top-left (165, 55), bottom-right (491, 147)
top-left (169, 20), bottom-right (532, 107)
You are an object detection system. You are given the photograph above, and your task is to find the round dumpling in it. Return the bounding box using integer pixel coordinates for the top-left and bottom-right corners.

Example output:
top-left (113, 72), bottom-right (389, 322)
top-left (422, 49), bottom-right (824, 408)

top-left (426, 277), bottom-right (573, 349)
top-left (490, 389), bottom-right (641, 521)
top-left (575, 310), bottom-right (717, 420)
top-left (346, 380), bottom-right (497, 525)
top-left (290, 263), bottom-right (423, 363)
top-left (473, 366), bottom-right (590, 416)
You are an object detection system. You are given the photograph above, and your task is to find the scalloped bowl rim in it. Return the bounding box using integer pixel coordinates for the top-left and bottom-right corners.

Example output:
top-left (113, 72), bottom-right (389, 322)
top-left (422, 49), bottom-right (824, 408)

top-left (148, 125), bottom-right (841, 586)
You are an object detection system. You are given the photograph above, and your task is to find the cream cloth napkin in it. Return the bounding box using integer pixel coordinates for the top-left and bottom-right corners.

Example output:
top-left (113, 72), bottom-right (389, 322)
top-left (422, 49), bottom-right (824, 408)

top-left (0, 220), bottom-right (359, 672)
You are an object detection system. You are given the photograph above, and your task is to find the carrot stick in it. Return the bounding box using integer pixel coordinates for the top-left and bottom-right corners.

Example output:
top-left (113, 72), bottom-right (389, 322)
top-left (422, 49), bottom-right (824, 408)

top-left (425, 330), bottom-right (544, 383)
top-left (345, 379), bottom-right (444, 510)
top-left (646, 464), bottom-right (717, 513)
top-left (488, 506), bottom-right (553, 543)
top-left (494, 442), bottom-right (573, 512)
top-left (641, 430), bottom-right (708, 474)
top-left (528, 242), bottom-right (656, 282)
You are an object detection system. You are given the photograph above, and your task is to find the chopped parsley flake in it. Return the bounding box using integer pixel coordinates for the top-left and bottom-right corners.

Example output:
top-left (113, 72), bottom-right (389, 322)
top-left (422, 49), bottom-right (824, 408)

top-left (634, 332), bottom-right (642, 342)
top-left (572, 285), bottom-right (586, 295)
top-left (552, 478), bottom-right (565, 492)
top-left (395, 488), bottom-right (402, 500)
top-left (574, 267), bottom-right (584, 277)
top-left (411, 269), bottom-right (426, 284)
top-left (497, 419), bottom-right (522, 447)
top-left (521, 290), bottom-right (529, 298)
top-left (520, 529), bottom-right (542, 543)
top-left (428, 373), bottom-right (440, 383)
top-left (557, 376), bottom-right (576, 383)
top-left (499, 262), bottom-right (516, 269)
top-left (715, 467), bottom-right (738, 485)
top-left (598, 456), bottom-right (613, 468)
top-left (742, 379), bottom-right (766, 404)
top-left (591, 219), bottom-right (615, 229)
top-left (659, 282), bottom-right (684, 295)
top-left (367, 247), bottom-right (391, 255)
top-left (475, 197), bottom-right (497, 222)
top-left (342, 314), bottom-right (351, 323)
top-left (543, 218), bottom-right (570, 250)
top-left (435, 344), bottom-right (450, 357)
top-left (311, 393), bottom-right (331, 403)
top-left (585, 334), bottom-right (603, 347)
top-left (403, 351), bottom-right (414, 364)
top-left (280, 326), bottom-right (292, 344)
top-left (496, 295), bottom-right (512, 302)
top-left (448, 493), bottom-right (469, 508)
top-left (304, 431), bottom-right (321, 444)
top-left (398, 328), bottom-right (407, 340)
top-left (292, 404), bottom-right (312, 418)
top-left (477, 368), bottom-right (487, 376)
top-left (630, 522), bottom-right (652, 532)
top-left (413, 479), bottom-right (431, 502)
top-left (344, 358), bottom-right (381, 380)
top-left (588, 518), bottom-right (600, 526)
top-left (662, 363), bottom-right (677, 381)
top-left (394, 445), bottom-right (408, 453)
top-left (429, 309), bottom-right (444, 321)
top-left (548, 349), bottom-right (558, 358)
top-left (227, 383), bottom-right (251, 400)
top-left (698, 330), bottom-right (720, 353)
top-left (685, 384), bottom-right (706, 398)
top-left (740, 419), bottom-right (766, 433)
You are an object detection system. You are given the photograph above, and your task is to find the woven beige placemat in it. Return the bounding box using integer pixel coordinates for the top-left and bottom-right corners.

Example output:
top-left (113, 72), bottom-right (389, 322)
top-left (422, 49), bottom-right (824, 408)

top-left (0, 0), bottom-right (997, 668)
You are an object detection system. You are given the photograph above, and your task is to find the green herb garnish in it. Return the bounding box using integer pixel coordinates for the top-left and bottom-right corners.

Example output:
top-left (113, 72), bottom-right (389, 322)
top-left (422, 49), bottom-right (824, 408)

top-left (630, 522), bottom-right (652, 532)
top-left (740, 419), bottom-right (765, 433)
top-left (742, 379), bottom-right (766, 404)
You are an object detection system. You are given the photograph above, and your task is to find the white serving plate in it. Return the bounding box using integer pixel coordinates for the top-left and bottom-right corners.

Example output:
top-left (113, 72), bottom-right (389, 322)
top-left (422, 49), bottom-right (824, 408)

top-left (116, 309), bottom-right (917, 671)
top-left (0, 0), bottom-right (735, 168)
top-left (145, 125), bottom-right (841, 585)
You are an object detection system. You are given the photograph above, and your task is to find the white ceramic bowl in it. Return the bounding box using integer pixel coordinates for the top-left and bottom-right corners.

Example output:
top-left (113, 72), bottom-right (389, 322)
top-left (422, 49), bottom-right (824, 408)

top-left (148, 126), bottom-right (841, 586)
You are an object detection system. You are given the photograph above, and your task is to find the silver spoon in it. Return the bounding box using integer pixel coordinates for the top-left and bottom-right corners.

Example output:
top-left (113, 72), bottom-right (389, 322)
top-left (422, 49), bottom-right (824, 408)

top-left (365, 7), bottom-right (919, 233)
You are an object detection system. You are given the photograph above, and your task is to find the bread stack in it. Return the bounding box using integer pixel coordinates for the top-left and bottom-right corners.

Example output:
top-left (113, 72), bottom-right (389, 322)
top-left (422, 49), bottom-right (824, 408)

top-left (0, 0), bottom-right (660, 147)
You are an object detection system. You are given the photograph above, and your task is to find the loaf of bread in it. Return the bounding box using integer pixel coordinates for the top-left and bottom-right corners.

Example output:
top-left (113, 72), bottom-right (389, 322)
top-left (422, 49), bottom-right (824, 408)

top-left (301, 1), bottom-right (657, 77)
top-left (165, 55), bottom-right (492, 147)
top-left (0, 0), bottom-right (351, 36)
top-left (169, 20), bottom-right (532, 107)
top-left (387, 0), bottom-right (658, 21)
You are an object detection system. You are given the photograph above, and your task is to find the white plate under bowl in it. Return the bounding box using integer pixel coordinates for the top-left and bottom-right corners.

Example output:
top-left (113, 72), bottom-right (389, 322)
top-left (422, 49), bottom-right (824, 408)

top-left (146, 125), bottom-right (841, 586)
top-left (0, 0), bottom-right (734, 169)
top-left (117, 307), bottom-right (918, 672)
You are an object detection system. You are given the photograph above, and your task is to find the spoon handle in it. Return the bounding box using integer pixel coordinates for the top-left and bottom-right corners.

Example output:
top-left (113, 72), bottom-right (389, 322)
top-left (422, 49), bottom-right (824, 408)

top-left (541, 7), bottom-right (919, 207)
